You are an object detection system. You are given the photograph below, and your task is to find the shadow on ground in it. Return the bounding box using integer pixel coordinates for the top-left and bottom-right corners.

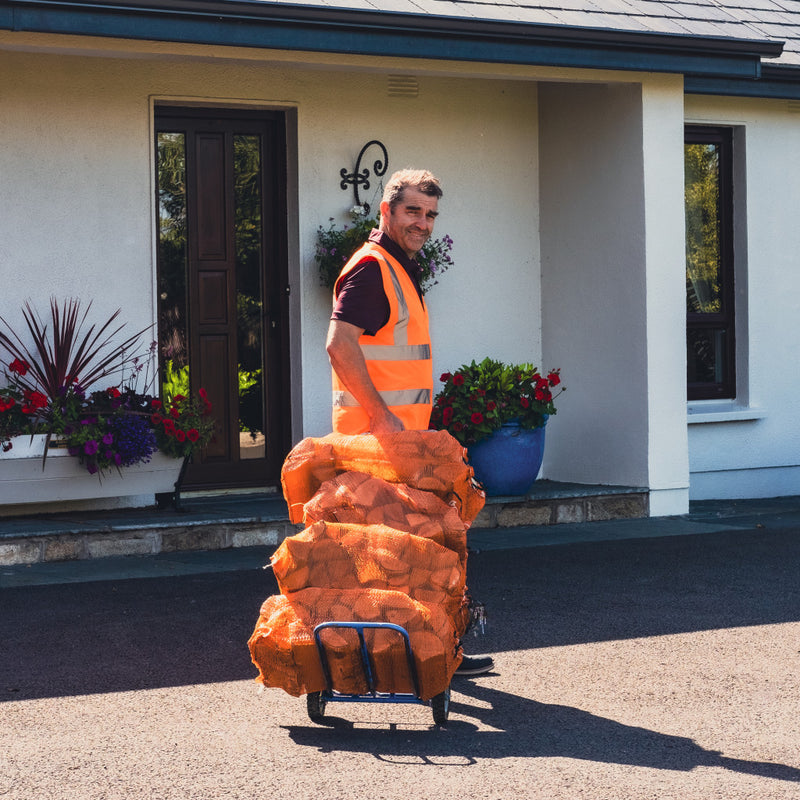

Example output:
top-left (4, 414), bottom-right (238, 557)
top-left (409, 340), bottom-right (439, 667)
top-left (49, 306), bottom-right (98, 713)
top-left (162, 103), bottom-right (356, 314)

top-left (1, 527), bottom-right (798, 703)
top-left (284, 679), bottom-right (800, 782)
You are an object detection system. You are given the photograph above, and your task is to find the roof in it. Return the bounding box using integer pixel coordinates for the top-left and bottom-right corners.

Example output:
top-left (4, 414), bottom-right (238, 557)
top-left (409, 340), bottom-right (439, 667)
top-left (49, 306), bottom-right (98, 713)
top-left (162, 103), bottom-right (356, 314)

top-left (253, 0), bottom-right (800, 67)
top-left (3, 1), bottom-right (800, 96)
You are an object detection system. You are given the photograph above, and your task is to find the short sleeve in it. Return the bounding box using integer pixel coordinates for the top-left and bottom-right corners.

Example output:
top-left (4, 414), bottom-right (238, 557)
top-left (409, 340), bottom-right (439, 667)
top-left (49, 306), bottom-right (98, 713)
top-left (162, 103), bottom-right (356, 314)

top-left (331, 259), bottom-right (390, 336)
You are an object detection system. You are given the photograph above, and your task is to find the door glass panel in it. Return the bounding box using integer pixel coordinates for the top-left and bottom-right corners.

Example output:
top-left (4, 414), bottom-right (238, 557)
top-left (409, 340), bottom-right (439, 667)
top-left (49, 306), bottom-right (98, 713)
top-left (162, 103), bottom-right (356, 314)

top-left (234, 134), bottom-right (265, 460)
top-left (156, 132), bottom-right (190, 397)
top-left (685, 142), bottom-right (722, 315)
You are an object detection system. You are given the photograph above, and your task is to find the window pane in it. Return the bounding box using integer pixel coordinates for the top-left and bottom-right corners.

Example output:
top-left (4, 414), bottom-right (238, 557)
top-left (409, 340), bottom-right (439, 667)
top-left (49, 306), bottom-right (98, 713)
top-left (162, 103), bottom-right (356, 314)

top-left (156, 132), bottom-right (190, 397)
top-left (234, 134), bottom-right (265, 461)
top-left (687, 327), bottom-right (728, 384)
top-left (685, 143), bottom-right (722, 315)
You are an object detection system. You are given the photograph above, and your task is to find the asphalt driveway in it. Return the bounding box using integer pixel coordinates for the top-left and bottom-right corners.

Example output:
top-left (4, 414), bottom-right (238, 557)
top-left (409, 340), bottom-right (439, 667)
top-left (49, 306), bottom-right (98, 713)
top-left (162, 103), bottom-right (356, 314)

top-left (1, 524), bottom-right (799, 799)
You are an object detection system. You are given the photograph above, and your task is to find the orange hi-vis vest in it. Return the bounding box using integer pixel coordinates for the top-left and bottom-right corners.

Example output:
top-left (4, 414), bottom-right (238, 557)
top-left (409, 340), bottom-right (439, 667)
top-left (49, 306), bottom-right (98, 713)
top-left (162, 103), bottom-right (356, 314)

top-left (332, 241), bottom-right (433, 433)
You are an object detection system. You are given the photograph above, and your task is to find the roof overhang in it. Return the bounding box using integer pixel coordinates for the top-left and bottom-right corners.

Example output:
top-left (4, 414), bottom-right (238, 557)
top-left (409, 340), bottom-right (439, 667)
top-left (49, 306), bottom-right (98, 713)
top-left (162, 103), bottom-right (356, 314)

top-left (0, 0), bottom-right (784, 80)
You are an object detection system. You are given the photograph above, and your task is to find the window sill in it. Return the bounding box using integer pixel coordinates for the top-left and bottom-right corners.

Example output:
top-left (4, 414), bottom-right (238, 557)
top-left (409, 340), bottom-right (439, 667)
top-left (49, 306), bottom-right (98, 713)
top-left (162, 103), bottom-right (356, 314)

top-left (687, 403), bottom-right (767, 425)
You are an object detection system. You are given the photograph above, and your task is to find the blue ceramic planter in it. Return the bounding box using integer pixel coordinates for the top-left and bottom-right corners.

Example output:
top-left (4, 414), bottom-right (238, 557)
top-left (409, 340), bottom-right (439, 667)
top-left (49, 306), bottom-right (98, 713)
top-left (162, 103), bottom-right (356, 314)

top-left (467, 422), bottom-right (546, 497)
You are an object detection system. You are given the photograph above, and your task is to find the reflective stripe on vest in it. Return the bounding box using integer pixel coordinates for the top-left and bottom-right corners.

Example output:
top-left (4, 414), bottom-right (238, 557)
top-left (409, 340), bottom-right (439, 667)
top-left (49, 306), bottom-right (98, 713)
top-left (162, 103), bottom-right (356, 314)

top-left (331, 243), bottom-right (433, 433)
top-left (333, 388), bottom-right (432, 408)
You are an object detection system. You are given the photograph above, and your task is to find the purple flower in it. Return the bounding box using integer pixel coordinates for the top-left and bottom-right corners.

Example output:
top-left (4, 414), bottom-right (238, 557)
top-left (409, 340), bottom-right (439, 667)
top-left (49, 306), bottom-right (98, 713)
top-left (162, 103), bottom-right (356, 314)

top-left (87, 462), bottom-right (98, 475)
top-left (102, 432), bottom-right (114, 446)
top-left (84, 440), bottom-right (99, 455)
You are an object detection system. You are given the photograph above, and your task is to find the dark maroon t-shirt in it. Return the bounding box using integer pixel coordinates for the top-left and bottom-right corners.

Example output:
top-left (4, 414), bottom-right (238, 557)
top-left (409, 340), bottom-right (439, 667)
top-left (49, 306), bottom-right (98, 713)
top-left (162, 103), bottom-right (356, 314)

top-left (331, 229), bottom-right (424, 336)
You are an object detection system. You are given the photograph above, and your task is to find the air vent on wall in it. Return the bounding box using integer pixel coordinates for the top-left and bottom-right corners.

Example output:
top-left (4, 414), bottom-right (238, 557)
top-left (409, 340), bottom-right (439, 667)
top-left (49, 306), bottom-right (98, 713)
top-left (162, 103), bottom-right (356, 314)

top-left (388, 75), bottom-right (419, 98)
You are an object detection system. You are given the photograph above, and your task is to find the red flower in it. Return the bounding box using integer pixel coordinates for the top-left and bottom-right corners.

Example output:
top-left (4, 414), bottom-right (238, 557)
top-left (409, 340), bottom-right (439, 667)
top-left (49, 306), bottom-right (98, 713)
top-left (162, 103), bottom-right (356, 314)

top-left (22, 390), bottom-right (47, 412)
top-left (442, 406), bottom-right (454, 426)
top-left (203, 400), bottom-right (213, 414)
top-left (534, 389), bottom-right (546, 401)
top-left (106, 387), bottom-right (121, 399)
top-left (173, 394), bottom-right (186, 404)
top-left (198, 388), bottom-right (208, 400)
top-left (452, 373), bottom-right (465, 386)
top-left (520, 396), bottom-right (530, 408)
top-left (440, 372), bottom-right (452, 383)
top-left (150, 400), bottom-right (163, 410)
top-left (163, 419), bottom-right (176, 434)
top-left (175, 429), bottom-right (186, 442)
top-left (470, 412), bottom-right (484, 424)
top-left (0, 396), bottom-right (15, 412)
top-left (187, 428), bottom-right (200, 442)
top-left (170, 407), bottom-right (181, 419)
top-left (9, 358), bottom-right (29, 376)
top-left (151, 412), bottom-right (163, 425)
top-left (486, 400), bottom-right (496, 411)
top-left (452, 421), bottom-right (464, 432)
top-left (548, 371), bottom-right (561, 387)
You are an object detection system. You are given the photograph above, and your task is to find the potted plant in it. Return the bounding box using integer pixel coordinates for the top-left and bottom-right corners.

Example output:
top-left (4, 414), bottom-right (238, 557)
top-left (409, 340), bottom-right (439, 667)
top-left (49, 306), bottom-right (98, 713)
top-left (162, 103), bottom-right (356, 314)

top-left (0, 298), bottom-right (215, 505)
top-left (430, 357), bottom-right (564, 496)
top-left (315, 205), bottom-right (454, 294)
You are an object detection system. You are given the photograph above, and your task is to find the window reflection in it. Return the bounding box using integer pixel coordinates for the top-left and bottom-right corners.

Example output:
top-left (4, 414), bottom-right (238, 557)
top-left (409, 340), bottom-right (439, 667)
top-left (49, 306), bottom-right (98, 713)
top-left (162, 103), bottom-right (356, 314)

top-left (234, 134), bottom-right (265, 460)
top-left (156, 133), bottom-right (190, 397)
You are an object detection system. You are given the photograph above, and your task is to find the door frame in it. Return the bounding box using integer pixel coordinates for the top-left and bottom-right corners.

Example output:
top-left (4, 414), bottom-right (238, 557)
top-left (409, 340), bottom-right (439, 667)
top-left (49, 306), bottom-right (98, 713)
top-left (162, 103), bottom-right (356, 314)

top-left (151, 101), bottom-right (300, 489)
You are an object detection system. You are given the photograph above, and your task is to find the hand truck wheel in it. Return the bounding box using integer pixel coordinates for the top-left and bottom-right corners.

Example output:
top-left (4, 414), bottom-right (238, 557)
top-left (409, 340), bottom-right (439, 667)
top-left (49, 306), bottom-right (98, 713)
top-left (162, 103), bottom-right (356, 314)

top-left (430, 687), bottom-right (450, 725)
top-left (307, 691), bottom-right (327, 723)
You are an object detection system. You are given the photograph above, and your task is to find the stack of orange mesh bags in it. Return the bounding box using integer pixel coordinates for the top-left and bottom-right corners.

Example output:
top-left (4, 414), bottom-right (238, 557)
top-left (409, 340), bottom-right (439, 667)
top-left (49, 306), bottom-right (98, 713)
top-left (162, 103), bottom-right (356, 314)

top-left (248, 430), bottom-right (485, 701)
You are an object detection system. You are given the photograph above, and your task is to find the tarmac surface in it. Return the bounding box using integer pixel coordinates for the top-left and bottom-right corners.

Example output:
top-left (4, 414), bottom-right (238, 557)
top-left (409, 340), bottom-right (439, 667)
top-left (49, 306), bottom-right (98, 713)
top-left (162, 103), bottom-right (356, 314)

top-left (2, 497), bottom-right (800, 799)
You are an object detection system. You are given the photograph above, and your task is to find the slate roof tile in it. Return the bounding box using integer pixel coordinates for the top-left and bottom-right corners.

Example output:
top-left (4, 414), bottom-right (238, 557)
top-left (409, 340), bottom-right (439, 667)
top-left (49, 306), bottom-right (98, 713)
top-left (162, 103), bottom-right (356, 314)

top-left (245, 0), bottom-right (800, 66)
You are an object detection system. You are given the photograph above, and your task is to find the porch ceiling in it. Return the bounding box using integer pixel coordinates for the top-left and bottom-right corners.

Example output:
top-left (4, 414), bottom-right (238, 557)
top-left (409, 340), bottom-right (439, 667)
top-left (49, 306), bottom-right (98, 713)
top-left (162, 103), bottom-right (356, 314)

top-left (0, 0), bottom-right (784, 81)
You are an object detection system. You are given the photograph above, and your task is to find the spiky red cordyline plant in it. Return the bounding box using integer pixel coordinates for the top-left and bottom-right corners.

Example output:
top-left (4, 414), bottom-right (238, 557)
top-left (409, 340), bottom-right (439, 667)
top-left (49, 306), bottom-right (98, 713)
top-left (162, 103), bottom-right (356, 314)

top-left (0, 298), bottom-right (153, 401)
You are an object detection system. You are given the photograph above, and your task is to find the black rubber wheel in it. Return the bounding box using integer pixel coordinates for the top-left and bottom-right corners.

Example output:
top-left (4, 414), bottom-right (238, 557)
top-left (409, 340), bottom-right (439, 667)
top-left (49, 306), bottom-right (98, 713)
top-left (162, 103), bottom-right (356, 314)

top-left (307, 692), bottom-right (327, 723)
top-left (431, 687), bottom-right (450, 725)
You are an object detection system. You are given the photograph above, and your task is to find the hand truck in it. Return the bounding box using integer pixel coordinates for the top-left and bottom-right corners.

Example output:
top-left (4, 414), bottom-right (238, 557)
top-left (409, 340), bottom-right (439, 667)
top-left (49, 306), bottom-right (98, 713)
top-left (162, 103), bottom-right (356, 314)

top-left (306, 621), bottom-right (451, 726)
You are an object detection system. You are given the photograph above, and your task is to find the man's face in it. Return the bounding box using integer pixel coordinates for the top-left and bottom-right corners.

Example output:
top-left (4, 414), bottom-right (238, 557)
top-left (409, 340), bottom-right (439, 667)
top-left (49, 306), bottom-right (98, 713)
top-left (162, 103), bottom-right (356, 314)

top-left (379, 188), bottom-right (439, 259)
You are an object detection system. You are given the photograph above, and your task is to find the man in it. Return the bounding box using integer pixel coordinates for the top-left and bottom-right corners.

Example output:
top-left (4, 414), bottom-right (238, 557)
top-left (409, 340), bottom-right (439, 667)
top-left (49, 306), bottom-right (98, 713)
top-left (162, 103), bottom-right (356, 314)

top-left (326, 168), bottom-right (494, 677)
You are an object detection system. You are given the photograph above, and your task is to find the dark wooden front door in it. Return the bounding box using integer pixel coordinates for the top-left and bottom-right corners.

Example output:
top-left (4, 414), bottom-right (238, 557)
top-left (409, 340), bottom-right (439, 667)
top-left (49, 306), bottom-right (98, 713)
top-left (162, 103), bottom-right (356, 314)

top-left (155, 107), bottom-right (290, 489)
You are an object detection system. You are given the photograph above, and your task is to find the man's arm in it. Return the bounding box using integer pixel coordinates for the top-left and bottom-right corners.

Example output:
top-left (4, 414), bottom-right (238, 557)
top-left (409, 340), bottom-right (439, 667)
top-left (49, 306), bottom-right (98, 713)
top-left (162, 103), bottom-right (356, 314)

top-left (326, 319), bottom-right (405, 433)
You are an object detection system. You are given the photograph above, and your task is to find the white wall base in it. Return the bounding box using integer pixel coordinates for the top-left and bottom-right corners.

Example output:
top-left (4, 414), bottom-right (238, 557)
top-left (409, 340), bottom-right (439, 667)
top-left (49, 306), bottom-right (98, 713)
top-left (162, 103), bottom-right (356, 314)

top-left (690, 466), bottom-right (800, 500)
top-left (648, 487), bottom-right (690, 517)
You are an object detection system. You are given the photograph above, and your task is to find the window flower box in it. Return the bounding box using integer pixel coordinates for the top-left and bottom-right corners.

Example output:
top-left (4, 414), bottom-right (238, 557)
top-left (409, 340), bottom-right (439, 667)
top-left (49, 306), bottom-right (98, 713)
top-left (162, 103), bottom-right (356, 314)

top-left (0, 434), bottom-right (184, 504)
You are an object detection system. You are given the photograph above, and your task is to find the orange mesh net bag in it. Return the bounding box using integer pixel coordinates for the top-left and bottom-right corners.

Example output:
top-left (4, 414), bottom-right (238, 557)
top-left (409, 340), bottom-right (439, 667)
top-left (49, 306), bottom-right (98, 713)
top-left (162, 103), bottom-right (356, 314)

top-left (270, 520), bottom-right (470, 636)
top-left (248, 587), bottom-right (460, 700)
top-left (248, 430), bottom-right (486, 700)
top-left (281, 430), bottom-right (485, 526)
top-left (301, 472), bottom-right (468, 566)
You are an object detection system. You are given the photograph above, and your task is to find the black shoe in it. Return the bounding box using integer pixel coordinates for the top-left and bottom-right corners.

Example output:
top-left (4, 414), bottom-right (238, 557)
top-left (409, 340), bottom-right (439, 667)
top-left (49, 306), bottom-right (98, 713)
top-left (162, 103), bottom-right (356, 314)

top-left (454, 655), bottom-right (495, 676)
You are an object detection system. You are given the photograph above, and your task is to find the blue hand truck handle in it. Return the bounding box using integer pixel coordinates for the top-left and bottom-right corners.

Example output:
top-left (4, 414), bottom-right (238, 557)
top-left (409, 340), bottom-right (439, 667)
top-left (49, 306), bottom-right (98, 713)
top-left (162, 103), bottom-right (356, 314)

top-left (313, 621), bottom-right (422, 700)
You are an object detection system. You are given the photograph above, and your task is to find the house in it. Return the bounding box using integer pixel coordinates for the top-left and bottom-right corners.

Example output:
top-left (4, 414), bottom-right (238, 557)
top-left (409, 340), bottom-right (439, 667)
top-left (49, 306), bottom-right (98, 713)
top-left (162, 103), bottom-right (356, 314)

top-left (2, 0), bottom-right (799, 518)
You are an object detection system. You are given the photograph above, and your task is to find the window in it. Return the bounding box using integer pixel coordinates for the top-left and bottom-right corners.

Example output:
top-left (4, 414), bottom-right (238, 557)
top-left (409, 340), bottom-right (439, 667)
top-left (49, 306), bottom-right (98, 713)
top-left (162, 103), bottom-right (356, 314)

top-left (685, 126), bottom-right (735, 400)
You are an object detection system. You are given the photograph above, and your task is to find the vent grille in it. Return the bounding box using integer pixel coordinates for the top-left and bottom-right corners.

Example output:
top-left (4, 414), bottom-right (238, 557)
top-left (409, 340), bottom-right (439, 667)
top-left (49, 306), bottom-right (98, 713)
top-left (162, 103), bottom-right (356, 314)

top-left (388, 75), bottom-right (419, 98)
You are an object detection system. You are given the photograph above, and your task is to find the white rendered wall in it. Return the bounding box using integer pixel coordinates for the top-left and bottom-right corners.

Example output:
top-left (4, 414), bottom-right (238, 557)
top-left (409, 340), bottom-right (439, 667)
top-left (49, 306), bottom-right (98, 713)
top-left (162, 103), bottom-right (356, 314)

top-left (539, 79), bottom-right (689, 515)
top-left (0, 45), bottom-right (540, 449)
top-left (685, 95), bottom-right (800, 499)
top-left (641, 76), bottom-right (690, 515)
top-left (0, 35), bottom-right (696, 513)
top-left (539, 83), bottom-right (650, 486)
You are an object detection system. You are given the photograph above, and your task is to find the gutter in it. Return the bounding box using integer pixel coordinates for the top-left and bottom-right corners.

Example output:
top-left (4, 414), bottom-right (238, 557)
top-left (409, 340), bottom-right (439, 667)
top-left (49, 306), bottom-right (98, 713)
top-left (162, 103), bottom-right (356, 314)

top-left (0, 0), bottom-right (784, 79)
top-left (686, 63), bottom-right (800, 100)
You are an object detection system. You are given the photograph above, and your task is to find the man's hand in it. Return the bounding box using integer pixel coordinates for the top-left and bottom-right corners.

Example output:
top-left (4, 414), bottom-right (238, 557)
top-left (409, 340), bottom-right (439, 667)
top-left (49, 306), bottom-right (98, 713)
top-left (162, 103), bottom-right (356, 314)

top-left (326, 319), bottom-right (406, 433)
